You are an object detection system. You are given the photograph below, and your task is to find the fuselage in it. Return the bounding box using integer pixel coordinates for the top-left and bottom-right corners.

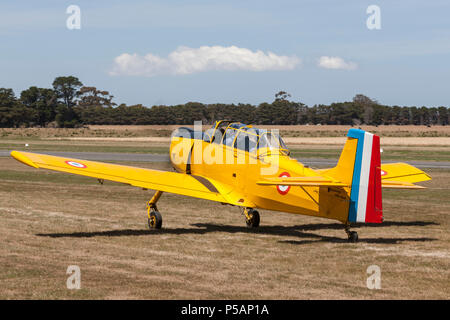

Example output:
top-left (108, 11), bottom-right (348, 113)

top-left (168, 122), bottom-right (350, 223)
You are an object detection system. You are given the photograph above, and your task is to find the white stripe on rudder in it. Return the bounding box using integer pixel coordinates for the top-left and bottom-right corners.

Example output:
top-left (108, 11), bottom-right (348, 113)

top-left (356, 132), bottom-right (374, 222)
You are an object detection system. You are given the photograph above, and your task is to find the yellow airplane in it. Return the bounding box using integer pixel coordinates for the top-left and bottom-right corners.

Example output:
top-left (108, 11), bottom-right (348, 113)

top-left (10, 121), bottom-right (431, 242)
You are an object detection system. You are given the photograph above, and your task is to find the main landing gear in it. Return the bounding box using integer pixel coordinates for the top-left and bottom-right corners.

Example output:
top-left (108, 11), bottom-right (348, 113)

top-left (243, 208), bottom-right (260, 228)
top-left (344, 223), bottom-right (358, 243)
top-left (146, 192), bottom-right (261, 230)
top-left (147, 191), bottom-right (163, 229)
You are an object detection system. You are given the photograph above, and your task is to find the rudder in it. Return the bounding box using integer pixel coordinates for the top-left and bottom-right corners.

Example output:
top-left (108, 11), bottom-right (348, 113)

top-left (323, 129), bottom-right (383, 223)
top-left (346, 129), bottom-right (383, 223)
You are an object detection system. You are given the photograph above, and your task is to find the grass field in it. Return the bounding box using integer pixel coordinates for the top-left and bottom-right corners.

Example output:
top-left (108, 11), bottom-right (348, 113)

top-left (0, 133), bottom-right (449, 299)
top-left (0, 127), bottom-right (448, 299)
top-left (2, 125), bottom-right (450, 139)
top-left (2, 125), bottom-right (450, 164)
top-left (2, 140), bottom-right (449, 162)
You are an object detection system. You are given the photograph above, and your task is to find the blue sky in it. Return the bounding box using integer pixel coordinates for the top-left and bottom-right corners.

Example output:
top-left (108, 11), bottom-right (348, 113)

top-left (1, 0), bottom-right (449, 107)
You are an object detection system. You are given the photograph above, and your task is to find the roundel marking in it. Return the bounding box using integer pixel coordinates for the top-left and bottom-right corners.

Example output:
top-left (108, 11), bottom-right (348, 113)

top-left (65, 161), bottom-right (87, 169)
top-left (277, 172), bottom-right (291, 195)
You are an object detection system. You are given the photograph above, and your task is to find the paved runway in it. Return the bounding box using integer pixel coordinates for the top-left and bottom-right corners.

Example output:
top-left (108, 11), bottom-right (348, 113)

top-left (2, 150), bottom-right (449, 169)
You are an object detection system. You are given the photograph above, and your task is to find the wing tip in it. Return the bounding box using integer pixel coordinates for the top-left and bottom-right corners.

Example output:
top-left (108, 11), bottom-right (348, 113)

top-left (10, 150), bottom-right (39, 168)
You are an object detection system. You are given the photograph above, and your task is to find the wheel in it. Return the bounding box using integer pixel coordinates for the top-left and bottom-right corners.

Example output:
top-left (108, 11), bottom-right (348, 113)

top-left (348, 231), bottom-right (358, 243)
top-left (245, 209), bottom-right (260, 228)
top-left (148, 210), bottom-right (162, 229)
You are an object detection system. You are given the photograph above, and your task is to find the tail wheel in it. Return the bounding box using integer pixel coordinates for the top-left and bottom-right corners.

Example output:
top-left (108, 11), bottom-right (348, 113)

top-left (148, 210), bottom-right (162, 229)
top-left (344, 223), bottom-right (358, 243)
top-left (348, 231), bottom-right (358, 243)
top-left (245, 209), bottom-right (260, 228)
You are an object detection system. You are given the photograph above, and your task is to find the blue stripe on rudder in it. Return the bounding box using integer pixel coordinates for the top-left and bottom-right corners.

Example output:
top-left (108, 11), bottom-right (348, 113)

top-left (347, 129), bottom-right (365, 223)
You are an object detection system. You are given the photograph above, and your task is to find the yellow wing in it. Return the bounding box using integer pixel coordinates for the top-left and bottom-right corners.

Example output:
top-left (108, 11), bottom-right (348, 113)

top-left (10, 150), bottom-right (255, 207)
top-left (381, 162), bottom-right (431, 189)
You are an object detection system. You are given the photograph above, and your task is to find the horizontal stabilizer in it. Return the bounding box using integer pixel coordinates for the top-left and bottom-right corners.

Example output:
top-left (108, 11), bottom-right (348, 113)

top-left (381, 162), bottom-right (430, 189)
top-left (380, 162), bottom-right (431, 184)
top-left (257, 176), bottom-right (348, 187)
top-left (381, 180), bottom-right (426, 189)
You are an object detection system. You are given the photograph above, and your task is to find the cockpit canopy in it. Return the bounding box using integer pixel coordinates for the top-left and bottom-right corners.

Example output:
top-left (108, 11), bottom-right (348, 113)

top-left (203, 121), bottom-right (290, 155)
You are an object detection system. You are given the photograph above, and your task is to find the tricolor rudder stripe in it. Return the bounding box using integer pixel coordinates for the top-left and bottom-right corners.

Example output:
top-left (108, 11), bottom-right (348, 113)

top-left (347, 129), bottom-right (383, 223)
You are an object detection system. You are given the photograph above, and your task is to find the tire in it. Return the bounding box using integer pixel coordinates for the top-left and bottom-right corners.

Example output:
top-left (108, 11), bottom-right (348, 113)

top-left (148, 210), bottom-right (163, 229)
top-left (245, 209), bottom-right (260, 228)
top-left (348, 231), bottom-right (358, 243)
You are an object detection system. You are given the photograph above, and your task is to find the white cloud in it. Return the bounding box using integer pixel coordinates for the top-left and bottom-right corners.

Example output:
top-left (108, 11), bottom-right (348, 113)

top-left (110, 46), bottom-right (301, 76)
top-left (317, 56), bottom-right (357, 70)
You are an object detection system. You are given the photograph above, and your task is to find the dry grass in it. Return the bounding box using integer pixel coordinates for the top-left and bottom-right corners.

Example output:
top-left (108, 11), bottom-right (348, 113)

top-left (260, 125), bottom-right (450, 137)
top-left (0, 157), bottom-right (448, 299)
top-left (2, 125), bottom-right (450, 140)
top-left (2, 125), bottom-right (449, 149)
top-left (39, 136), bottom-right (450, 147)
top-left (88, 125), bottom-right (450, 137)
top-left (284, 137), bottom-right (450, 146)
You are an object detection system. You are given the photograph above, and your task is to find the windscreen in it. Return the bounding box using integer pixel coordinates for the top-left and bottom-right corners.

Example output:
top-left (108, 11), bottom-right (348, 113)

top-left (258, 131), bottom-right (289, 155)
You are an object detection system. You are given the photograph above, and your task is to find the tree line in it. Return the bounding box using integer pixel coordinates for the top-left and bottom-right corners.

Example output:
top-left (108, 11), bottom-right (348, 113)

top-left (0, 76), bottom-right (448, 127)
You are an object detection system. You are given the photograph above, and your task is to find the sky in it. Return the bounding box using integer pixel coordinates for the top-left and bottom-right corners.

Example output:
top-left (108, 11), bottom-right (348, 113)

top-left (1, 0), bottom-right (449, 107)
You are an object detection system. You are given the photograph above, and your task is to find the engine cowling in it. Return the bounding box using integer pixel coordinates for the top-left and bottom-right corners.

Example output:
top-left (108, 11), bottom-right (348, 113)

top-left (169, 127), bottom-right (196, 173)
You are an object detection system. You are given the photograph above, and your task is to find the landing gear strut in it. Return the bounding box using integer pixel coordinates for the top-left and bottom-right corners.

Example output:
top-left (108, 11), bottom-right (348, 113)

top-left (243, 208), bottom-right (260, 228)
top-left (147, 191), bottom-right (163, 229)
top-left (345, 223), bottom-right (358, 242)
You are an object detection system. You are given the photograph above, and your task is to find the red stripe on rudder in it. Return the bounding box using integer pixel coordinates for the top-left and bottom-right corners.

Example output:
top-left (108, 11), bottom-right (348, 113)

top-left (365, 156), bottom-right (375, 221)
top-left (365, 135), bottom-right (383, 223)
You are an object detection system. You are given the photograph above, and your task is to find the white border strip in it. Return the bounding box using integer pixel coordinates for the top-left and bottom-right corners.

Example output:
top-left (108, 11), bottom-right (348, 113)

top-left (356, 132), bottom-right (374, 222)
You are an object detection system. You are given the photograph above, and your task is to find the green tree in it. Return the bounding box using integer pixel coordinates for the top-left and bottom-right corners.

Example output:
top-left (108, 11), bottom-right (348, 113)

top-left (77, 86), bottom-right (115, 107)
top-left (0, 88), bottom-right (33, 127)
top-left (20, 87), bottom-right (57, 126)
top-left (274, 90), bottom-right (291, 101)
top-left (437, 106), bottom-right (449, 125)
top-left (52, 76), bottom-right (83, 127)
top-left (52, 76), bottom-right (83, 108)
top-left (74, 86), bottom-right (117, 125)
top-left (352, 94), bottom-right (377, 124)
top-left (352, 94), bottom-right (377, 105)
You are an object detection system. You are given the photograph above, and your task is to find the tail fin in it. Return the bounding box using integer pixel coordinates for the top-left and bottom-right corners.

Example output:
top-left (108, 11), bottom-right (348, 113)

top-left (324, 129), bottom-right (383, 223)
